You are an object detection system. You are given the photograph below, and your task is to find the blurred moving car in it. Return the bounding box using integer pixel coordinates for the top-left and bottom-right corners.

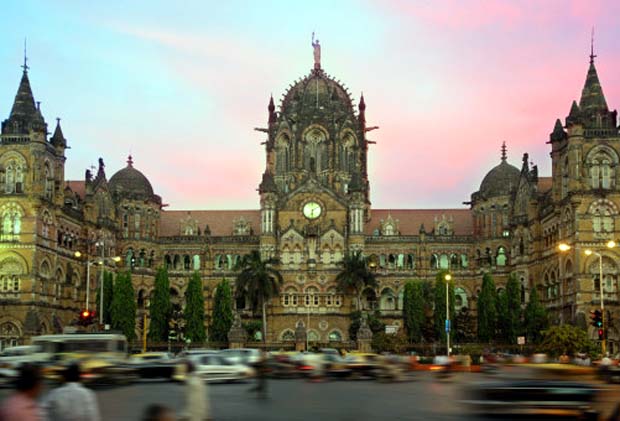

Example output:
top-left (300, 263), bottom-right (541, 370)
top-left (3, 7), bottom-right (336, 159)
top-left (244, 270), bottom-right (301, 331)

top-left (44, 353), bottom-right (137, 386)
top-left (129, 352), bottom-right (181, 380)
top-left (0, 345), bottom-right (43, 368)
top-left (463, 380), bottom-right (599, 419)
top-left (220, 348), bottom-right (261, 366)
top-left (186, 353), bottom-right (255, 383)
top-left (0, 367), bottom-right (17, 387)
top-left (343, 353), bottom-right (381, 379)
top-left (267, 352), bottom-right (300, 379)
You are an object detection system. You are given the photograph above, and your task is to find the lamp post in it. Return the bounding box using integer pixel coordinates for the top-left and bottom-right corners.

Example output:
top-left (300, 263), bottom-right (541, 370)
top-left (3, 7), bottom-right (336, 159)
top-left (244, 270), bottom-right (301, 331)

top-left (444, 273), bottom-right (452, 357)
top-left (75, 245), bottom-right (121, 325)
top-left (558, 240), bottom-right (615, 355)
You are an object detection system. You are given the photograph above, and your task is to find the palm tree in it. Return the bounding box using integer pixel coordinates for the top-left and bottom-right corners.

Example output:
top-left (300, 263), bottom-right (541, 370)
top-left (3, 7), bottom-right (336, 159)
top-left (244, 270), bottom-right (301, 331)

top-left (234, 250), bottom-right (283, 343)
top-left (336, 250), bottom-right (378, 311)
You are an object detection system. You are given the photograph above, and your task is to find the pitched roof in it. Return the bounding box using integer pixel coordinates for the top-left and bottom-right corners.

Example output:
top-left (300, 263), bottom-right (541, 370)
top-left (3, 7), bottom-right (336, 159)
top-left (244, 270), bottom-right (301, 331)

top-left (366, 209), bottom-right (473, 236)
top-left (537, 177), bottom-right (552, 193)
top-left (159, 210), bottom-right (261, 237)
top-left (66, 180), bottom-right (85, 199)
top-left (2, 70), bottom-right (46, 135)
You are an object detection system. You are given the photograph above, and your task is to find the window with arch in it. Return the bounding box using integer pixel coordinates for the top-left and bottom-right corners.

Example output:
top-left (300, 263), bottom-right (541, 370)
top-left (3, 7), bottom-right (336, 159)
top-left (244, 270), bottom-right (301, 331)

top-left (305, 286), bottom-right (320, 307)
top-left (0, 204), bottom-right (23, 241)
top-left (44, 163), bottom-right (53, 199)
top-left (328, 331), bottom-right (342, 342)
top-left (2, 157), bottom-right (26, 194)
top-left (496, 247), bottom-right (507, 266)
top-left (439, 254), bottom-right (449, 269)
top-left (281, 330), bottom-right (295, 342)
top-left (192, 255), bottom-right (201, 270)
top-left (588, 148), bottom-right (616, 189)
top-left (454, 287), bottom-right (468, 310)
top-left (0, 321), bottom-right (20, 348)
top-left (590, 200), bottom-right (616, 234)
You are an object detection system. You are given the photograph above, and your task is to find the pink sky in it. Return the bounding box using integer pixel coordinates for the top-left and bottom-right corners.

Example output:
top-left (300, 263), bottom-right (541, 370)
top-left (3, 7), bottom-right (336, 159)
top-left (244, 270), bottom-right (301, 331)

top-left (1, 0), bottom-right (619, 210)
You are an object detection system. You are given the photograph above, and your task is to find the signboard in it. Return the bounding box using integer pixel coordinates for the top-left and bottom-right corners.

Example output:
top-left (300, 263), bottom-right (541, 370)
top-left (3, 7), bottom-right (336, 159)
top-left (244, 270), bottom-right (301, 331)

top-left (385, 325), bottom-right (398, 334)
top-left (517, 336), bottom-right (525, 345)
top-left (445, 320), bottom-right (451, 333)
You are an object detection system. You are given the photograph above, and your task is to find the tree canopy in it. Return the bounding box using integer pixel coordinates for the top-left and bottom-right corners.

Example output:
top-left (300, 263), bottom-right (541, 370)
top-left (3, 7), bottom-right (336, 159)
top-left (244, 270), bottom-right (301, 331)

top-left (335, 251), bottom-right (378, 310)
top-left (148, 267), bottom-right (172, 342)
top-left (477, 272), bottom-right (497, 342)
top-left (110, 271), bottom-right (136, 340)
top-left (184, 271), bottom-right (206, 343)
top-left (211, 278), bottom-right (233, 342)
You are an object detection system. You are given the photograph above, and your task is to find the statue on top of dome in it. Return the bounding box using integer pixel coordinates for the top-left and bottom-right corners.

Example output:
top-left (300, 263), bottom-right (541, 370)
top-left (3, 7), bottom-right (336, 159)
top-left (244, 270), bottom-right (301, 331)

top-left (312, 32), bottom-right (321, 69)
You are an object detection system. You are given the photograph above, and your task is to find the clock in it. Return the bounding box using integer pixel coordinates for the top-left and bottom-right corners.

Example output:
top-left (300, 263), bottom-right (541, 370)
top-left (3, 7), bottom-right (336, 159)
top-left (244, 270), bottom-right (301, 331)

top-left (303, 201), bottom-right (322, 219)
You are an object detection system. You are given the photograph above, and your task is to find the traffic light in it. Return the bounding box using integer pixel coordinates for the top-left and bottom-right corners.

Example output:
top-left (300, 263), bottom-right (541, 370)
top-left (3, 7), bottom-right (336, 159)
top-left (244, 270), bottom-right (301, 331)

top-left (590, 309), bottom-right (603, 328)
top-left (598, 328), bottom-right (605, 340)
top-left (79, 309), bottom-right (95, 326)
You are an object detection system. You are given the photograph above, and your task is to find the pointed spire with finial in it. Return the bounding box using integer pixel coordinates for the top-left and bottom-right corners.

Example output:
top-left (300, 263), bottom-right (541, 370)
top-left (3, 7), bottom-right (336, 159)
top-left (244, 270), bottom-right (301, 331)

top-left (550, 118), bottom-right (567, 142)
top-left (358, 92), bottom-right (366, 126)
top-left (500, 142), bottom-right (507, 162)
top-left (268, 94), bottom-right (276, 125)
top-left (579, 28), bottom-right (609, 114)
top-left (50, 117), bottom-right (66, 147)
top-left (22, 38), bottom-right (29, 74)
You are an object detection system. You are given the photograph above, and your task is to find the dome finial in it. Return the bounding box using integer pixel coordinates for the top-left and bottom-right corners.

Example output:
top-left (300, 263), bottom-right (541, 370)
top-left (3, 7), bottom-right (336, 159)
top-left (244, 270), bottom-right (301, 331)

top-left (21, 38), bottom-right (29, 73)
top-left (590, 27), bottom-right (596, 65)
top-left (127, 154), bottom-right (133, 167)
top-left (501, 141), bottom-right (507, 162)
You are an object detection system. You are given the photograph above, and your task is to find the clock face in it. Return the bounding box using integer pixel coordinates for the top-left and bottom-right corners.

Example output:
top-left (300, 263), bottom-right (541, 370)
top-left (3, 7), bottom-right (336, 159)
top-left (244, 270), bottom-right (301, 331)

top-left (303, 201), bottom-right (322, 219)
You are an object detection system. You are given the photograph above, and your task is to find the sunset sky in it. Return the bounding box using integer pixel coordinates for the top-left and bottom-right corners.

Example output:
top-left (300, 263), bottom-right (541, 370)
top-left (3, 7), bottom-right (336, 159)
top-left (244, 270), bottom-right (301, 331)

top-left (1, 0), bottom-right (619, 210)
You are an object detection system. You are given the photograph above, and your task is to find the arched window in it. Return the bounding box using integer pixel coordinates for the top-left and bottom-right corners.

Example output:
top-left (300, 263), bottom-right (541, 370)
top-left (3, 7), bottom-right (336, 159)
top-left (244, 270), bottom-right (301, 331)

top-left (588, 148), bottom-right (617, 189)
top-left (454, 287), bottom-right (468, 310)
top-left (281, 330), bottom-right (295, 342)
top-left (183, 255), bottom-right (191, 271)
top-left (589, 200), bottom-right (617, 236)
top-left (460, 254), bottom-right (468, 268)
top-left (192, 255), bottom-right (201, 270)
top-left (450, 254), bottom-right (458, 268)
top-left (430, 254), bottom-right (438, 269)
top-left (439, 254), bottom-right (449, 269)
top-left (496, 247), bottom-right (507, 266)
top-left (380, 288), bottom-right (396, 311)
top-left (0, 204), bottom-right (23, 241)
top-left (328, 331), bottom-right (342, 342)
top-left (126, 248), bottom-right (135, 269)
top-left (305, 286), bottom-right (320, 307)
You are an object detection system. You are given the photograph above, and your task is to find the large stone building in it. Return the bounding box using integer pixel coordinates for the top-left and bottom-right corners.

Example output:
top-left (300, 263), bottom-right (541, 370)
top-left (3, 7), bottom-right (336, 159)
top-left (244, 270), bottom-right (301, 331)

top-left (1, 47), bottom-right (619, 351)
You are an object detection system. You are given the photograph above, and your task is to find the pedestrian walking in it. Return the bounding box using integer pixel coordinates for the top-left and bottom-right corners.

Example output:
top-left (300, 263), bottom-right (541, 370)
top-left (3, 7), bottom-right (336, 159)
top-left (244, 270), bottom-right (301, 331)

top-left (0, 363), bottom-right (44, 421)
top-left (250, 350), bottom-right (269, 399)
top-left (142, 404), bottom-right (176, 421)
top-left (182, 361), bottom-right (210, 421)
top-left (42, 362), bottom-right (100, 421)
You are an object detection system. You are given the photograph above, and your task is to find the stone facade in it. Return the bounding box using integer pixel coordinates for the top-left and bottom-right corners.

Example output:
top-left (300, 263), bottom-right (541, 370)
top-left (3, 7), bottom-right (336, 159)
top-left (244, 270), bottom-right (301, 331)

top-left (1, 50), bottom-right (620, 352)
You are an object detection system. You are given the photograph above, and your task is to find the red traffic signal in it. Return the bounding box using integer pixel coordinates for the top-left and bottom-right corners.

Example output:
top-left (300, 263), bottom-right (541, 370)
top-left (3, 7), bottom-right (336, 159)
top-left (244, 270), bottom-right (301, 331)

top-left (79, 309), bottom-right (95, 326)
top-left (598, 329), bottom-right (605, 340)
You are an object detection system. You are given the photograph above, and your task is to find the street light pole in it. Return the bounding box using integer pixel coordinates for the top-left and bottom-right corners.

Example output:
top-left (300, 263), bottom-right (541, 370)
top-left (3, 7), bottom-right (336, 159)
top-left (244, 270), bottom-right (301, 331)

top-left (85, 261), bottom-right (91, 310)
top-left (98, 241), bottom-right (105, 325)
top-left (588, 250), bottom-right (607, 355)
top-left (445, 274), bottom-right (452, 357)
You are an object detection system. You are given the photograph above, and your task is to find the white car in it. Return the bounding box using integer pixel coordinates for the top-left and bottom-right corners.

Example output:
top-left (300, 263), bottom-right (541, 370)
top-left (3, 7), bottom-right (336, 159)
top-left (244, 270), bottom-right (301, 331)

top-left (0, 345), bottom-right (43, 368)
top-left (219, 348), bottom-right (261, 366)
top-left (190, 353), bottom-right (255, 383)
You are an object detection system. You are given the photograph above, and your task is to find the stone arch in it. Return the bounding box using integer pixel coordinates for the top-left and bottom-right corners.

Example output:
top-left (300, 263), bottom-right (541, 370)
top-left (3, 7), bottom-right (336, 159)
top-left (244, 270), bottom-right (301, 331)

top-left (0, 317), bottom-right (23, 348)
top-left (361, 287), bottom-right (378, 310)
top-left (307, 329), bottom-right (320, 342)
top-left (328, 329), bottom-right (343, 342)
top-left (454, 287), bottom-right (469, 310)
top-left (379, 287), bottom-right (396, 311)
top-left (280, 329), bottom-right (295, 342)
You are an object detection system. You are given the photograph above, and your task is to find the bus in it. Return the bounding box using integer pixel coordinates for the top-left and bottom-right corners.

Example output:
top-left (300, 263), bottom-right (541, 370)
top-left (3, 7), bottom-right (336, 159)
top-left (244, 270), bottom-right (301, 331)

top-left (30, 333), bottom-right (128, 361)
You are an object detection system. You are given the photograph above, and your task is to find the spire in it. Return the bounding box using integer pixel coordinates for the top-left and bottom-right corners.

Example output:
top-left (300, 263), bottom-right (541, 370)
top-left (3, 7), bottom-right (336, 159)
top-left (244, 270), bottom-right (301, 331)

top-left (50, 118), bottom-right (66, 147)
top-left (550, 118), bottom-right (567, 142)
top-left (268, 95), bottom-right (276, 125)
top-left (579, 35), bottom-right (608, 114)
top-left (358, 93), bottom-right (366, 126)
top-left (127, 154), bottom-right (134, 168)
top-left (2, 51), bottom-right (46, 136)
top-left (500, 142), bottom-right (507, 162)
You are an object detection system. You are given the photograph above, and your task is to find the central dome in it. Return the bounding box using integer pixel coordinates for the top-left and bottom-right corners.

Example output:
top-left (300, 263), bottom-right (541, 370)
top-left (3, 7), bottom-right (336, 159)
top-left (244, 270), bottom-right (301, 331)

top-left (279, 69), bottom-right (355, 119)
top-left (109, 156), bottom-right (155, 201)
top-left (479, 160), bottom-right (520, 198)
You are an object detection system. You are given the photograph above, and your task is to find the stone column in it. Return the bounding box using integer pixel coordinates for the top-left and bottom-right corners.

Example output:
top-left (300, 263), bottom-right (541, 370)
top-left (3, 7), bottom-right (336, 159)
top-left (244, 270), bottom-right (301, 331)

top-left (227, 313), bottom-right (247, 349)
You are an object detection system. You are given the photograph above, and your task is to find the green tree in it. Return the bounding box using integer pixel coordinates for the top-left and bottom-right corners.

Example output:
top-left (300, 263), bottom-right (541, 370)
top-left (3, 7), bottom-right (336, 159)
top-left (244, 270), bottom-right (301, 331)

top-left (421, 281), bottom-right (435, 342)
top-left (505, 273), bottom-right (522, 344)
top-left (454, 308), bottom-right (476, 343)
top-left (148, 267), bottom-right (171, 342)
top-left (433, 270), bottom-right (455, 343)
top-left (477, 272), bottom-right (497, 342)
top-left (496, 289), bottom-right (509, 342)
top-left (524, 286), bottom-right (548, 344)
top-left (539, 325), bottom-right (596, 357)
top-left (234, 251), bottom-right (283, 343)
top-left (372, 331), bottom-right (408, 354)
top-left (184, 272), bottom-right (206, 343)
top-left (110, 271), bottom-right (136, 340)
top-left (403, 281), bottom-right (425, 343)
top-left (96, 271), bottom-right (114, 325)
top-left (210, 278), bottom-right (233, 342)
top-left (335, 251), bottom-right (378, 311)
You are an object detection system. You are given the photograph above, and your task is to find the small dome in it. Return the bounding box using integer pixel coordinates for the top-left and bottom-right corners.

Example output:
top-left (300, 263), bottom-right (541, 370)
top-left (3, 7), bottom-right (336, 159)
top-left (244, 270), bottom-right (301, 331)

top-left (109, 156), bottom-right (155, 201)
top-left (479, 160), bottom-right (520, 198)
